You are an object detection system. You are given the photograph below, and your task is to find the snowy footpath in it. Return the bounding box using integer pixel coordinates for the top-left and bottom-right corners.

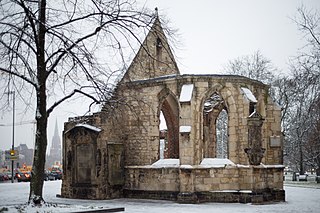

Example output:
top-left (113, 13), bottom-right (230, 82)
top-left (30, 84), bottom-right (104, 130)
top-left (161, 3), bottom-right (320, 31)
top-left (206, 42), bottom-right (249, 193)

top-left (0, 180), bottom-right (319, 212)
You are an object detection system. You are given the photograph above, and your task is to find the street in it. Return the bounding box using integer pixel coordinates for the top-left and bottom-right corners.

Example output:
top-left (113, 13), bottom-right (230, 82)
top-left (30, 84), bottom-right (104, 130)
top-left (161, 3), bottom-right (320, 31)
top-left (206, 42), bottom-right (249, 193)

top-left (0, 180), bottom-right (320, 212)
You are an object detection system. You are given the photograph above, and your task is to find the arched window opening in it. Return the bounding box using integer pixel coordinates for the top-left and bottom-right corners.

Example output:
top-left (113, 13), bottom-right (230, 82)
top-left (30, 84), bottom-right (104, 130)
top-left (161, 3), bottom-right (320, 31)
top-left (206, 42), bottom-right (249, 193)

top-left (203, 92), bottom-right (228, 159)
top-left (216, 109), bottom-right (228, 158)
top-left (159, 111), bottom-right (167, 159)
top-left (158, 94), bottom-right (179, 159)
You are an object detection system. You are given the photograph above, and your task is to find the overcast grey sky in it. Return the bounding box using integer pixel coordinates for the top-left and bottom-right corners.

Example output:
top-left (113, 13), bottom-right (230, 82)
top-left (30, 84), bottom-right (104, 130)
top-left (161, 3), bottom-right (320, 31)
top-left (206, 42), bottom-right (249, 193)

top-left (0, 0), bottom-right (319, 152)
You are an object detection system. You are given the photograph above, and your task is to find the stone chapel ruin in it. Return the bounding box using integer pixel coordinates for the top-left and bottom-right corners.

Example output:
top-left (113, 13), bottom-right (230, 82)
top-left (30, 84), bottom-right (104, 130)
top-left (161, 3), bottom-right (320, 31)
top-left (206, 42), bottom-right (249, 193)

top-left (61, 16), bottom-right (285, 203)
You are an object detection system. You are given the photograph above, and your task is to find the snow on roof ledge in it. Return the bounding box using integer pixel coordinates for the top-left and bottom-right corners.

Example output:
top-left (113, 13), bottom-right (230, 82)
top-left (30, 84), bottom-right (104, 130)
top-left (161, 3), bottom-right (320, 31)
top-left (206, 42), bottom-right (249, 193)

top-left (241, 87), bottom-right (257, 103)
top-left (259, 164), bottom-right (285, 168)
top-left (75, 123), bottom-right (102, 132)
top-left (180, 125), bottom-right (191, 133)
top-left (179, 84), bottom-right (194, 102)
top-left (200, 158), bottom-right (235, 168)
top-left (151, 159), bottom-right (180, 168)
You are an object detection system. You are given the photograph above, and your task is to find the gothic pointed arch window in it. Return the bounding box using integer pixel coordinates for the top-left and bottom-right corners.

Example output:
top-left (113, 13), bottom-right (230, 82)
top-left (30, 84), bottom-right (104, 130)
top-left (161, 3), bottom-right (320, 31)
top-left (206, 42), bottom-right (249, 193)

top-left (203, 92), bottom-right (229, 158)
top-left (216, 109), bottom-right (228, 158)
top-left (158, 93), bottom-right (179, 159)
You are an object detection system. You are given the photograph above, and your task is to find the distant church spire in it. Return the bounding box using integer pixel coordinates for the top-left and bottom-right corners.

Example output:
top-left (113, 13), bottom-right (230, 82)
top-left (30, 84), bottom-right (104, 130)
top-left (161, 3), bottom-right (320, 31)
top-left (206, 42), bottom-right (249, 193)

top-left (49, 118), bottom-right (61, 165)
top-left (52, 119), bottom-right (60, 149)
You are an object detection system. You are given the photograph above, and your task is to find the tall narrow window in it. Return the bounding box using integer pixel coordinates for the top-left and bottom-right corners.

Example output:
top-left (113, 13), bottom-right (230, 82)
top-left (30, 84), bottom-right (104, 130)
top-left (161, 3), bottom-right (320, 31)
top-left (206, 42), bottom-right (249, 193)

top-left (156, 37), bottom-right (163, 66)
top-left (159, 111), bottom-right (167, 159)
top-left (216, 109), bottom-right (228, 158)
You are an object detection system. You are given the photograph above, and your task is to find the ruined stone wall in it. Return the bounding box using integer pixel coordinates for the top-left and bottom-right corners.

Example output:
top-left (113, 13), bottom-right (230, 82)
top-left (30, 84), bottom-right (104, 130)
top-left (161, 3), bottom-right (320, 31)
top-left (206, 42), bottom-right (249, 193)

top-left (61, 112), bottom-right (126, 199)
top-left (115, 84), bottom-right (165, 165)
top-left (264, 97), bottom-right (283, 165)
top-left (62, 13), bottom-right (284, 202)
top-left (62, 74), bottom-right (284, 201)
top-left (125, 166), bottom-right (179, 191)
top-left (124, 165), bottom-right (284, 201)
top-left (114, 75), bottom-right (282, 167)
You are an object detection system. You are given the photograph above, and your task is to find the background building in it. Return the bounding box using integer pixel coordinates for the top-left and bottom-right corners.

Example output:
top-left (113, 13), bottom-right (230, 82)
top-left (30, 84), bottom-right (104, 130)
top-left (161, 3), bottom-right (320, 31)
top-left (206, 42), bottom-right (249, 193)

top-left (46, 120), bottom-right (62, 168)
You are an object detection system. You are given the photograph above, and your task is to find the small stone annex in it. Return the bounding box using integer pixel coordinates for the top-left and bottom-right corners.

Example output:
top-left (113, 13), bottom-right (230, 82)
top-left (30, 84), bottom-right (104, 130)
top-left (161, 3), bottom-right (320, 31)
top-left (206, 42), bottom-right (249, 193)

top-left (61, 15), bottom-right (285, 204)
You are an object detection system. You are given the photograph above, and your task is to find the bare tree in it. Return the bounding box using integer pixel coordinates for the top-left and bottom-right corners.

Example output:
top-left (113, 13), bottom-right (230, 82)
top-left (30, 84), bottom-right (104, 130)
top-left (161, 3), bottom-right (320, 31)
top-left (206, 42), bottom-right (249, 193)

top-left (224, 51), bottom-right (279, 163)
top-left (281, 6), bottom-right (320, 175)
top-left (224, 50), bottom-right (276, 85)
top-left (0, 0), bottom-right (158, 205)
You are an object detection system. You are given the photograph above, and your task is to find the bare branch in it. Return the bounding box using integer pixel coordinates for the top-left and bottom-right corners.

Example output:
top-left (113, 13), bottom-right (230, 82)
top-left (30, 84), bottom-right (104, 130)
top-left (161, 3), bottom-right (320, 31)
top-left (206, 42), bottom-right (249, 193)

top-left (47, 88), bottom-right (100, 116)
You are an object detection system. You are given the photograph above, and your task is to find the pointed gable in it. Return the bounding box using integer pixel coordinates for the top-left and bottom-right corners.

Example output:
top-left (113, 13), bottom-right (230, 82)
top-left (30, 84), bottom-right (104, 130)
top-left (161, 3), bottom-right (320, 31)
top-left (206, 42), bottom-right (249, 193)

top-left (120, 15), bottom-right (180, 83)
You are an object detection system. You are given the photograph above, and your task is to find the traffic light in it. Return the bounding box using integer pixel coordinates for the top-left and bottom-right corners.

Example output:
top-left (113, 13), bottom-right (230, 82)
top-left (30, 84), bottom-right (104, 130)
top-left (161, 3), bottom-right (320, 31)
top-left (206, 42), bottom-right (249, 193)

top-left (9, 149), bottom-right (15, 156)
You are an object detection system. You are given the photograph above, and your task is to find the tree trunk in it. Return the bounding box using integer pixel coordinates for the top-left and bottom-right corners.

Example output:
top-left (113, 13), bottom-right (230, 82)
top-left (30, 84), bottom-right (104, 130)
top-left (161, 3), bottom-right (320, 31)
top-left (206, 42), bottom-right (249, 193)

top-left (29, 0), bottom-right (47, 205)
top-left (29, 107), bottom-right (47, 205)
top-left (299, 143), bottom-right (304, 175)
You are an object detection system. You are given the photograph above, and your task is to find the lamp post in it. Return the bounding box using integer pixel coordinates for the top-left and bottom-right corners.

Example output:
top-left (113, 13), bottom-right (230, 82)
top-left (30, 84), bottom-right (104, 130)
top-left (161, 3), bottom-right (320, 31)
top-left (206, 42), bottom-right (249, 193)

top-left (5, 91), bottom-right (15, 183)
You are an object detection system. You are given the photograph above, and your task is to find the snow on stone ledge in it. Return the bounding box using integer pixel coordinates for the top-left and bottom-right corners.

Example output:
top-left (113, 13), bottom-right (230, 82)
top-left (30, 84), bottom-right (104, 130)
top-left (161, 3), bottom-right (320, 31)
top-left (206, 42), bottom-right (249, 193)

top-left (180, 125), bottom-right (191, 133)
top-left (210, 190), bottom-right (252, 193)
top-left (241, 87), bottom-right (257, 103)
top-left (235, 163), bottom-right (285, 168)
top-left (180, 164), bottom-right (193, 169)
top-left (258, 164), bottom-right (285, 168)
top-left (75, 123), bottom-right (101, 132)
top-left (151, 159), bottom-right (180, 168)
top-left (200, 158), bottom-right (236, 168)
top-left (179, 84), bottom-right (194, 102)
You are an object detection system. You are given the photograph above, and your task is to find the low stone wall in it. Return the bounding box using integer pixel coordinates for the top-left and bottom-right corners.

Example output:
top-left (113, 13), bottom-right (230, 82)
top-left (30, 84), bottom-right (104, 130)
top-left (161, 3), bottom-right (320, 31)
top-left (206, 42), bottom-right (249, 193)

top-left (192, 165), bottom-right (284, 191)
top-left (124, 165), bottom-right (285, 203)
top-left (125, 166), bottom-right (180, 191)
top-left (195, 189), bottom-right (285, 203)
top-left (69, 184), bottom-right (99, 199)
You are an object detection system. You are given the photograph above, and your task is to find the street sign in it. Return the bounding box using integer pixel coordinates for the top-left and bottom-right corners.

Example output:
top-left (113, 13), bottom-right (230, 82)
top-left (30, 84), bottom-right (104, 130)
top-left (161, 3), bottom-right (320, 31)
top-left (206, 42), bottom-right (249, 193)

top-left (9, 156), bottom-right (18, 160)
top-left (5, 149), bottom-right (19, 161)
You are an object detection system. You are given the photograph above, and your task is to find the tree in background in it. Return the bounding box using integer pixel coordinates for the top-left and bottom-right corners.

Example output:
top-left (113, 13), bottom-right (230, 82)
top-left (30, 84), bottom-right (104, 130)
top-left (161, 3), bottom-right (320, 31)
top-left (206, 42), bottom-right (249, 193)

top-left (224, 50), bottom-right (276, 85)
top-left (225, 6), bottom-right (320, 177)
top-left (224, 51), bottom-right (278, 164)
top-left (0, 0), bottom-right (159, 205)
top-left (283, 6), bottom-right (320, 175)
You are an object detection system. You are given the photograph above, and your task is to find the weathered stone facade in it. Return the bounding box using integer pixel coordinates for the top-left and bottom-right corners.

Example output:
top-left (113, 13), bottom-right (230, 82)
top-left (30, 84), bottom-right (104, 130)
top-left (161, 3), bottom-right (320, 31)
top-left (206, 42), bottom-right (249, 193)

top-left (61, 16), bottom-right (285, 203)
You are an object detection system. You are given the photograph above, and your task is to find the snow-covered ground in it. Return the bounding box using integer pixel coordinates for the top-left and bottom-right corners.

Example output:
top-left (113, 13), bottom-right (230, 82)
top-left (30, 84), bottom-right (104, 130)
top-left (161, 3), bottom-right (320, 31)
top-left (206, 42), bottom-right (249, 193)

top-left (0, 180), bottom-right (319, 212)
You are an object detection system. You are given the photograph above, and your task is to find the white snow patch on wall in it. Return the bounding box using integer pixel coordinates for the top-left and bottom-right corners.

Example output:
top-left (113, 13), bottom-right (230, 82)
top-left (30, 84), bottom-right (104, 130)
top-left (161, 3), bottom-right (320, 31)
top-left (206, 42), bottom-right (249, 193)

top-left (200, 158), bottom-right (236, 168)
top-left (180, 125), bottom-right (191, 133)
top-left (179, 84), bottom-right (194, 102)
top-left (241, 87), bottom-right (257, 103)
top-left (151, 159), bottom-right (180, 168)
top-left (210, 190), bottom-right (252, 193)
top-left (236, 164), bottom-right (251, 168)
top-left (180, 164), bottom-right (193, 169)
top-left (259, 164), bottom-right (285, 168)
top-left (75, 123), bottom-right (101, 132)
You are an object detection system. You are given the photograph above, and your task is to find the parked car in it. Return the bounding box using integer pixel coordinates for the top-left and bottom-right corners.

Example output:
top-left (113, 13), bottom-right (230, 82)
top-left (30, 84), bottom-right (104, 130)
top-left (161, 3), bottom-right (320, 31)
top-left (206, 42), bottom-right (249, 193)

top-left (16, 171), bottom-right (31, 182)
top-left (5, 172), bottom-right (12, 180)
top-left (44, 170), bottom-right (55, 181)
top-left (0, 173), bottom-right (8, 181)
top-left (50, 170), bottom-right (62, 180)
